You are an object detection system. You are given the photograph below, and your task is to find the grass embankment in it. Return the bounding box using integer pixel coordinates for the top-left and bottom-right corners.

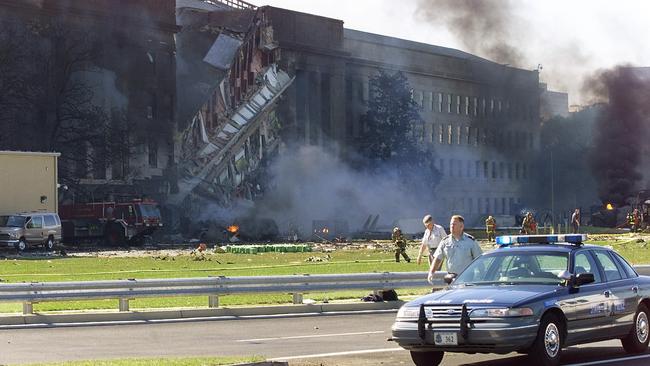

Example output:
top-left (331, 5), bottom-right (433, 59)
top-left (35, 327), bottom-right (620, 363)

top-left (18, 356), bottom-right (263, 366)
top-left (0, 247), bottom-right (432, 313)
top-left (1, 232), bottom-right (648, 313)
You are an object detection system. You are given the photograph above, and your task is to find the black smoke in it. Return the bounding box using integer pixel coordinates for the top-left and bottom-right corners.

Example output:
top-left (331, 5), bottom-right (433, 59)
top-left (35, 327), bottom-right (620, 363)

top-left (584, 66), bottom-right (650, 206)
top-left (415, 0), bottom-right (524, 66)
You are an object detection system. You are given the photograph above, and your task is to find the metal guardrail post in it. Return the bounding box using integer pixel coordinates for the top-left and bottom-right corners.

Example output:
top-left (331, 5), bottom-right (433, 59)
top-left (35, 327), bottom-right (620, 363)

top-left (209, 295), bottom-right (219, 308)
top-left (292, 293), bottom-right (303, 304)
top-left (23, 302), bottom-right (33, 315)
top-left (119, 298), bottom-right (130, 312)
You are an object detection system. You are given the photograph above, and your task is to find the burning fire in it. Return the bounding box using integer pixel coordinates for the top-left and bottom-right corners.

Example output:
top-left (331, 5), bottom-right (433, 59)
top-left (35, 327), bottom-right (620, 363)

top-left (606, 203), bottom-right (614, 210)
top-left (227, 225), bottom-right (239, 233)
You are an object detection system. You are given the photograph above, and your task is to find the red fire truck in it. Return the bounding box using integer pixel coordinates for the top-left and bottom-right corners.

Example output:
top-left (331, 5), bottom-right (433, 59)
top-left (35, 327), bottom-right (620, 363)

top-left (59, 199), bottom-right (162, 245)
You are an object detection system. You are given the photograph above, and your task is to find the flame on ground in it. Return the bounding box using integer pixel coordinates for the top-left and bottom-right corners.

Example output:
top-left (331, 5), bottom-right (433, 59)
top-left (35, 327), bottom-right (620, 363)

top-left (606, 203), bottom-right (614, 210)
top-left (227, 225), bottom-right (239, 233)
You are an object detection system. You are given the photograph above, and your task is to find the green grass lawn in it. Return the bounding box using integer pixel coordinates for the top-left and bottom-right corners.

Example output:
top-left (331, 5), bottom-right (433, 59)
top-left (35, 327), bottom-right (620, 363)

top-left (1, 233), bottom-right (648, 314)
top-left (0, 247), bottom-right (432, 313)
top-left (17, 356), bottom-right (264, 366)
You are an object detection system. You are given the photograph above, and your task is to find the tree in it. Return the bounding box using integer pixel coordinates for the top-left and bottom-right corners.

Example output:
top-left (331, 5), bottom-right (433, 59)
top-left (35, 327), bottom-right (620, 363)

top-left (357, 69), bottom-right (440, 191)
top-left (0, 18), bottom-right (133, 193)
top-left (358, 70), bottom-right (423, 160)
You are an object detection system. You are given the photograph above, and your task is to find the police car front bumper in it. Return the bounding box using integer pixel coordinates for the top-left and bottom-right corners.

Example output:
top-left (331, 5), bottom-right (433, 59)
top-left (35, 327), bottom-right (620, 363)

top-left (391, 320), bottom-right (538, 354)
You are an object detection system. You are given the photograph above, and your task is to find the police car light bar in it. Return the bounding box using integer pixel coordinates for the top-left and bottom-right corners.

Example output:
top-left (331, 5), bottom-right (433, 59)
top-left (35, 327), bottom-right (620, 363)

top-left (496, 234), bottom-right (588, 246)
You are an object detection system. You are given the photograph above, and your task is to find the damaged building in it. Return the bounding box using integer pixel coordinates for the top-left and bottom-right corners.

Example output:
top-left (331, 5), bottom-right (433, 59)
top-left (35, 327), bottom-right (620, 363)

top-left (0, 0), bottom-right (542, 235)
top-left (176, 2), bottom-right (541, 229)
top-left (0, 0), bottom-right (178, 202)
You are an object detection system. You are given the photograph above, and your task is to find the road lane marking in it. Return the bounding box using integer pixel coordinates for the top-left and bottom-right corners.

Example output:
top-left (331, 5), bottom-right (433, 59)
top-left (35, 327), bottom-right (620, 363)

top-left (237, 330), bottom-right (385, 342)
top-left (566, 354), bottom-right (650, 366)
top-left (268, 347), bottom-right (403, 360)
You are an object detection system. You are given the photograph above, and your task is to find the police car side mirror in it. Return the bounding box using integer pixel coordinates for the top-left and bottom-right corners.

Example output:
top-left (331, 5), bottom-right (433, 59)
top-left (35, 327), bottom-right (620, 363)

top-left (575, 273), bottom-right (595, 286)
top-left (444, 273), bottom-right (457, 285)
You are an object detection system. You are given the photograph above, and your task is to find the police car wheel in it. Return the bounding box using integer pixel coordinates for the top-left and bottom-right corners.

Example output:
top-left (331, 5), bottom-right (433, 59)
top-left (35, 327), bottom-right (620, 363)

top-left (622, 303), bottom-right (650, 354)
top-left (529, 313), bottom-right (563, 366)
top-left (410, 350), bottom-right (443, 366)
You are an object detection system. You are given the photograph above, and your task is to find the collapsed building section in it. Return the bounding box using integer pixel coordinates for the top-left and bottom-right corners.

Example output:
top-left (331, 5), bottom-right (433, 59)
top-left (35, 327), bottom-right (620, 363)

top-left (176, 4), bottom-right (541, 232)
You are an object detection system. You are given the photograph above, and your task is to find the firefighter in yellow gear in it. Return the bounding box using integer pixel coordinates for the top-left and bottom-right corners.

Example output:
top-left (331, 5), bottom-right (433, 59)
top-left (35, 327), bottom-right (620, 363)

top-left (392, 227), bottom-right (411, 263)
top-left (628, 212), bottom-right (636, 232)
top-left (485, 215), bottom-right (497, 242)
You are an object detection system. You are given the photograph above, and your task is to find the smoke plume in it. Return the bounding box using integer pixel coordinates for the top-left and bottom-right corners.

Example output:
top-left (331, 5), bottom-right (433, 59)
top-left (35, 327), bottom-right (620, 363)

top-left (584, 66), bottom-right (650, 206)
top-left (415, 0), bottom-right (524, 66)
top-left (253, 145), bottom-right (439, 236)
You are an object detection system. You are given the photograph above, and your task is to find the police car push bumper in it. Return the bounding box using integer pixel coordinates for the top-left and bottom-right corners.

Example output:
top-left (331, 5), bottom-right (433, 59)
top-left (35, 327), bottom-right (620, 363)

top-left (392, 304), bottom-right (538, 353)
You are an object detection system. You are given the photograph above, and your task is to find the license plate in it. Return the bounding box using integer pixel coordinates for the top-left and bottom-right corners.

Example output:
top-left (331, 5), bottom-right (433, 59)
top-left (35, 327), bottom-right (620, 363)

top-left (434, 332), bottom-right (458, 345)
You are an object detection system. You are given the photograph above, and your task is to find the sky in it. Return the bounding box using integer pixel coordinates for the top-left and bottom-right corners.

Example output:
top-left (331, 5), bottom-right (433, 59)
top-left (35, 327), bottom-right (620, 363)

top-left (254, 0), bottom-right (650, 105)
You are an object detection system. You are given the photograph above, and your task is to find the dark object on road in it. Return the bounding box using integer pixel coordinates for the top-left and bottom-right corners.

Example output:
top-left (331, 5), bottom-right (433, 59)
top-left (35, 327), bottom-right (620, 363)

top-left (362, 289), bottom-right (399, 302)
top-left (393, 234), bottom-right (650, 366)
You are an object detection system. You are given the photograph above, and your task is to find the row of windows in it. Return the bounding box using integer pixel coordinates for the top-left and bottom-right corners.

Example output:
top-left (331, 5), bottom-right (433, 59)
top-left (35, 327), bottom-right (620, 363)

top-left (415, 123), bottom-right (535, 150)
top-left (411, 90), bottom-right (536, 121)
top-left (437, 159), bottom-right (530, 180)
top-left (442, 197), bottom-right (520, 216)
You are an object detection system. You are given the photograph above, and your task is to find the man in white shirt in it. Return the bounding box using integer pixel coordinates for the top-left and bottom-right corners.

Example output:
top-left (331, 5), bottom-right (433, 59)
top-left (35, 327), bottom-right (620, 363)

top-left (417, 214), bottom-right (447, 265)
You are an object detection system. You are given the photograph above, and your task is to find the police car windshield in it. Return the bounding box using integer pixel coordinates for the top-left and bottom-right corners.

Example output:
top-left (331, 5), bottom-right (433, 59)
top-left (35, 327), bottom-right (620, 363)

top-left (0, 215), bottom-right (26, 227)
top-left (454, 252), bottom-right (569, 286)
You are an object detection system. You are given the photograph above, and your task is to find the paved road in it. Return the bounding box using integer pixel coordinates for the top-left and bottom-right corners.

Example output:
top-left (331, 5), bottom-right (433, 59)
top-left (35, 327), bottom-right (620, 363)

top-left (1, 311), bottom-right (649, 365)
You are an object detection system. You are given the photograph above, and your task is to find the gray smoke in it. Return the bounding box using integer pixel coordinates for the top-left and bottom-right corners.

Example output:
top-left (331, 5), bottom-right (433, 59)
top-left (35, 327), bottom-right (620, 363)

top-left (253, 145), bottom-right (438, 236)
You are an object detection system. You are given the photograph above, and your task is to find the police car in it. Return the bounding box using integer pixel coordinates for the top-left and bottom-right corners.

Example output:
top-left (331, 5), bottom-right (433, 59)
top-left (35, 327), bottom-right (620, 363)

top-left (391, 234), bottom-right (650, 366)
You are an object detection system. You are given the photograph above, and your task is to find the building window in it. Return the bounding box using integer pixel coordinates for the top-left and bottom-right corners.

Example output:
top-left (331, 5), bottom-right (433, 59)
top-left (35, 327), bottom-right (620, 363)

top-left (523, 164), bottom-right (528, 179)
top-left (483, 161), bottom-right (488, 178)
top-left (465, 96), bottom-right (469, 115)
top-left (148, 138), bottom-right (158, 168)
top-left (427, 92), bottom-right (433, 110)
top-left (475, 160), bottom-right (480, 178)
top-left (508, 163), bottom-right (513, 179)
top-left (499, 162), bottom-right (505, 178)
top-left (430, 123), bottom-right (435, 143)
top-left (447, 124), bottom-right (453, 144)
top-left (456, 95), bottom-right (461, 114)
top-left (481, 98), bottom-right (486, 116)
top-left (473, 97), bottom-right (478, 116)
top-left (515, 163), bottom-right (520, 179)
top-left (447, 94), bottom-right (452, 113)
top-left (492, 161), bottom-right (497, 179)
top-left (456, 125), bottom-right (462, 144)
top-left (465, 126), bottom-right (471, 144)
top-left (438, 93), bottom-right (443, 112)
top-left (498, 100), bottom-right (502, 114)
top-left (466, 160), bottom-right (471, 178)
top-left (474, 128), bottom-right (479, 146)
top-left (490, 99), bottom-right (495, 116)
top-left (438, 124), bottom-right (444, 143)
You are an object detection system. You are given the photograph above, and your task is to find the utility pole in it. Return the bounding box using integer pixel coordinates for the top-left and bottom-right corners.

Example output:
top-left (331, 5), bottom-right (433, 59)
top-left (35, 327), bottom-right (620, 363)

top-left (550, 149), bottom-right (555, 229)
